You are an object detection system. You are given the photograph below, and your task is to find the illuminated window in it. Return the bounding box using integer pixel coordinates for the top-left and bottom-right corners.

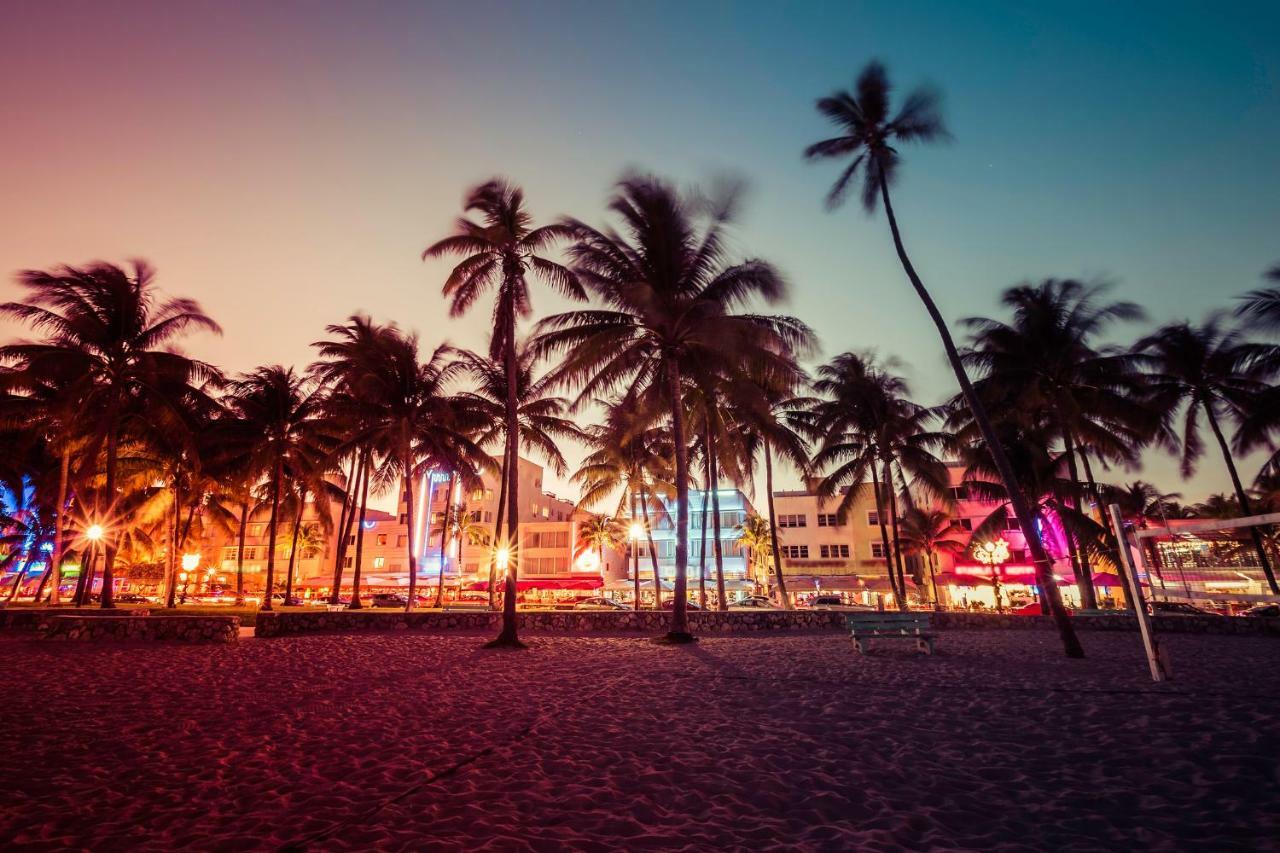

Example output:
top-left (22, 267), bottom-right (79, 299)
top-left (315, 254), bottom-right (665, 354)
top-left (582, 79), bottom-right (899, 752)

top-left (372, 557), bottom-right (385, 569)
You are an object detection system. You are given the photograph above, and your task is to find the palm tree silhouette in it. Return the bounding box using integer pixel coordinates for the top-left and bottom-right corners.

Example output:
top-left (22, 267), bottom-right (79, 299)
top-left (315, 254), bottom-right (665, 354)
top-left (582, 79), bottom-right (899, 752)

top-left (0, 261), bottom-right (221, 608)
top-left (1135, 317), bottom-right (1280, 593)
top-left (537, 176), bottom-right (811, 641)
top-left (425, 179), bottom-right (583, 647)
top-left (807, 62), bottom-right (1083, 655)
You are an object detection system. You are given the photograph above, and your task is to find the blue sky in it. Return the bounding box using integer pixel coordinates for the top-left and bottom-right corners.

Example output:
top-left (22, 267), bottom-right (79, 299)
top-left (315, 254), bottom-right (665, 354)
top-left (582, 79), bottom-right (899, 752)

top-left (1, 0), bottom-right (1277, 504)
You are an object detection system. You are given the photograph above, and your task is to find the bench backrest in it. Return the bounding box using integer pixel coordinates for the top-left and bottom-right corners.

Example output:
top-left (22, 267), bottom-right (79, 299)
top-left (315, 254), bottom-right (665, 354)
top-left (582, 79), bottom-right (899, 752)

top-left (845, 612), bottom-right (930, 633)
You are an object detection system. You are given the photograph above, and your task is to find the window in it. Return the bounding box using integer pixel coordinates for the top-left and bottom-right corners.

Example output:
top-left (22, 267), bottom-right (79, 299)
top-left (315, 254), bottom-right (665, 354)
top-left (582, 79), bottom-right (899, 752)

top-left (243, 547), bottom-right (257, 560)
top-left (396, 535), bottom-right (407, 548)
top-left (222, 547), bottom-right (237, 562)
top-left (398, 513), bottom-right (408, 525)
top-left (949, 486), bottom-right (969, 501)
top-left (871, 542), bottom-right (887, 559)
top-left (470, 510), bottom-right (481, 523)
top-left (817, 513), bottom-right (840, 527)
top-left (780, 545), bottom-right (809, 559)
top-left (720, 511), bottom-right (742, 528)
top-left (465, 562), bottom-right (479, 574)
top-left (347, 535), bottom-right (355, 546)
top-left (866, 510), bottom-right (880, 526)
top-left (372, 556), bottom-right (385, 569)
top-left (484, 512), bottom-right (493, 523)
top-left (1011, 549), bottom-right (1026, 562)
top-left (377, 534), bottom-right (388, 546)
top-left (343, 556), bottom-right (353, 568)
top-left (777, 514), bottom-right (807, 528)
top-left (958, 518), bottom-right (974, 531)
top-left (471, 489), bottom-right (484, 501)
top-left (531, 502), bottom-right (540, 515)
top-left (542, 506), bottom-right (550, 518)
top-left (819, 544), bottom-right (850, 559)
top-left (1004, 516), bottom-right (1020, 531)
top-left (525, 530), bottom-right (569, 550)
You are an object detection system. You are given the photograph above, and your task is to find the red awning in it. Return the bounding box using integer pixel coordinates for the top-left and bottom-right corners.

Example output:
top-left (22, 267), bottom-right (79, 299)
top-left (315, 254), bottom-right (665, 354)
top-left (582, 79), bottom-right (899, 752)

top-left (466, 578), bottom-right (602, 592)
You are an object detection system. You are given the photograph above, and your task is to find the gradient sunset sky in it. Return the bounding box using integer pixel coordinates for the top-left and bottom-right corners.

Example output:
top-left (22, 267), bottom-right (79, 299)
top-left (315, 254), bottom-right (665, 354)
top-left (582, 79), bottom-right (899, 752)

top-left (2, 0), bottom-right (1278, 505)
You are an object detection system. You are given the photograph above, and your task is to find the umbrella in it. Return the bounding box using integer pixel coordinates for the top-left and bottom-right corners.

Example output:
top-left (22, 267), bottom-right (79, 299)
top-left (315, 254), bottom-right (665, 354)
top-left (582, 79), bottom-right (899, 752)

top-left (1091, 572), bottom-right (1126, 589)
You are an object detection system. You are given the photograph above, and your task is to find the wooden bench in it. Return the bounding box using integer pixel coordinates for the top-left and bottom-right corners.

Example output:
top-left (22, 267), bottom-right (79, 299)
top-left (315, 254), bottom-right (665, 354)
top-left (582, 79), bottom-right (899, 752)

top-left (845, 612), bottom-right (935, 655)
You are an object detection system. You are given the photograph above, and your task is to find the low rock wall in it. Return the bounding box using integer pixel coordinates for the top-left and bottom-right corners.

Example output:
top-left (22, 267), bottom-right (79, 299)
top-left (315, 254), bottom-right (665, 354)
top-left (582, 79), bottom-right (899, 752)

top-left (0, 608), bottom-right (151, 632)
top-left (38, 615), bottom-right (239, 644)
top-left (255, 609), bottom-right (847, 637)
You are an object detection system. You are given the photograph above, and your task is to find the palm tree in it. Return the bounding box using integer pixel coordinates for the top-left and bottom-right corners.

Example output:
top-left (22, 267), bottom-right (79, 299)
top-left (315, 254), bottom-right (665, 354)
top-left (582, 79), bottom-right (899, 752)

top-left (807, 63), bottom-right (1083, 656)
top-left (958, 279), bottom-right (1156, 609)
top-left (896, 506), bottom-right (966, 608)
top-left (0, 261), bottom-right (221, 608)
top-left (536, 176), bottom-right (812, 642)
top-left (456, 343), bottom-right (583, 608)
top-left (798, 352), bottom-right (950, 610)
top-left (1104, 480), bottom-right (1184, 584)
top-left (734, 513), bottom-right (773, 596)
top-left (1134, 317), bottom-right (1279, 593)
top-left (425, 179), bottom-right (583, 648)
top-left (226, 366), bottom-right (328, 611)
top-left (578, 515), bottom-right (623, 581)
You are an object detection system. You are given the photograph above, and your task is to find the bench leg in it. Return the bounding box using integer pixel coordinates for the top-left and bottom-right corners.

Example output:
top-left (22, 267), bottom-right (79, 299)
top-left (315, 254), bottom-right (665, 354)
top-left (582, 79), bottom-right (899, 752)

top-left (852, 636), bottom-right (867, 655)
top-left (916, 638), bottom-right (933, 655)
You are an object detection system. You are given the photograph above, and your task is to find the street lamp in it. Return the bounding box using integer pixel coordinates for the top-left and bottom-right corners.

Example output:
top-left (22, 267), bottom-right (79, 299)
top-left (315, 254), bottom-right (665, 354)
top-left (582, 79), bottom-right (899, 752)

top-left (85, 524), bottom-right (104, 542)
top-left (972, 538), bottom-right (1011, 613)
top-left (629, 522), bottom-right (643, 612)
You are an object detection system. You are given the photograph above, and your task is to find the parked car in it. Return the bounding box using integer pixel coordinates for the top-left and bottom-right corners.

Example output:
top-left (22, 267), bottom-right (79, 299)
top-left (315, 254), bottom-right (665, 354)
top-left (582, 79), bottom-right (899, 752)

top-left (269, 593), bottom-right (304, 607)
top-left (114, 593), bottom-right (151, 604)
top-left (1240, 603), bottom-right (1280, 618)
top-left (660, 599), bottom-right (703, 610)
top-left (573, 597), bottom-right (629, 611)
top-left (1148, 601), bottom-right (1215, 616)
top-left (370, 593), bottom-right (408, 608)
top-left (730, 596), bottom-right (777, 609)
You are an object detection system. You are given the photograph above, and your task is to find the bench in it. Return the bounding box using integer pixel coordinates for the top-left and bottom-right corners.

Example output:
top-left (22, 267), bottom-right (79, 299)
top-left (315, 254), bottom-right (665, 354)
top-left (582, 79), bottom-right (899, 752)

top-left (846, 612), bottom-right (935, 655)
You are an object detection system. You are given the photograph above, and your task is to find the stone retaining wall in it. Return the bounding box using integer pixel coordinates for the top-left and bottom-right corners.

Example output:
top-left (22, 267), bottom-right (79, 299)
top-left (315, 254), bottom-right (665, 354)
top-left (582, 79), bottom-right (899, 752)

top-left (38, 615), bottom-right (239, 644)
top-left (255, 609), bottom-right (847, 637)
top-left (0, 608), bottom-right (151, 632)
top-left (932, 611), bottom-right (1280, 636)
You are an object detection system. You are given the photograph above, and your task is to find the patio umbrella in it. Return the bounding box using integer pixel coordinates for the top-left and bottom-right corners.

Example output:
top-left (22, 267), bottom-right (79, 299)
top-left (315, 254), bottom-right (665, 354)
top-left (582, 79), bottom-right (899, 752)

top-left (1091, 572), bottom-right (1126, 589)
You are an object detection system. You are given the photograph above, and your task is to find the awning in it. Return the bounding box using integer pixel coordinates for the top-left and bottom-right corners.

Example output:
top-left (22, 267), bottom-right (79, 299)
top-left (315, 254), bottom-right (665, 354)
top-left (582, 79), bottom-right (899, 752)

top-left (783, 575), bottom-right (863, 591)
top-left (466, 578), bottom-right (602, 592)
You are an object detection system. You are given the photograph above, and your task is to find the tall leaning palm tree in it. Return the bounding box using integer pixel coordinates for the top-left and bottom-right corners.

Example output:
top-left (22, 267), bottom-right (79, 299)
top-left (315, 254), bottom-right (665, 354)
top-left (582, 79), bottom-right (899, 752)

top-left (424, 179), bottom-right (584, 648)
top-left (536, 175), bottom-right (813, 642)
top-left (0, 261), bottom-right (221, 609)
top-left (1134, 317), bottom-right (1279, 593)
top-left (806, 62), bottom-right (1082, 656)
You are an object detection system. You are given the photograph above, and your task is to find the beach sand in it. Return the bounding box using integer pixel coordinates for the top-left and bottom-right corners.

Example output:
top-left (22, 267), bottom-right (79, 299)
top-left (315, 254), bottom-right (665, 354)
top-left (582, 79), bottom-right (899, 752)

top-left (1, 629), bottom-right (1278, 851)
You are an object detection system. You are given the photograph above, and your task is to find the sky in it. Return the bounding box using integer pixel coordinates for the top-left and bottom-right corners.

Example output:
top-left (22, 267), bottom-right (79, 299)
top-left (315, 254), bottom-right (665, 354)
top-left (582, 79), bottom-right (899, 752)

top-left (2, 0), bottom-right (1278, 511)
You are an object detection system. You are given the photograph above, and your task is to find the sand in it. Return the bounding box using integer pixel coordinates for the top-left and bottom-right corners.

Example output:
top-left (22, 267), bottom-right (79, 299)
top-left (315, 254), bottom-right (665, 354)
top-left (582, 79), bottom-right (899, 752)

top-left (1, 629), bottom-right (1278, 851)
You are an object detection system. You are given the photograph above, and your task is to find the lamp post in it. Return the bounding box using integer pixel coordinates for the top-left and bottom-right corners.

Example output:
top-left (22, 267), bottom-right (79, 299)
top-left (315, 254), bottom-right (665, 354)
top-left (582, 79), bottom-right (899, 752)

top-left (629, 522), bottom-right (643, 612)
top-left (972, 538), bottom-right (1011, 613)
top-left (80, 524), bottom-right (105, 607)
top-left (494, 545), bottom-right (510, 609)
top-left (180, 553), bottom-right (200, 605)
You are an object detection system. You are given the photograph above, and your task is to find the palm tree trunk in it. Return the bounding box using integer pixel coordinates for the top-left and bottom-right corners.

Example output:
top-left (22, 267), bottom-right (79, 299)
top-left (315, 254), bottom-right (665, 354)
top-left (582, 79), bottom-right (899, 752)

top-left (435, 472), bottom-right (455, 608)
top-left (870, 468), bottom-right (903, 608)
top-left (75, 544), bottom-right (97, 607)
top-left (488, 444), bottom-right (511, 611)
top-left (638, 486), bottom-right (662, 609)
top-left (284, 493), bottom-right (304, 604)
top-left (330, 455), bottom-right (364, 605)
top-left (1205, 404), bottom-right (1279, 593)
top-left (98, 422), bottom-right (120, 609)
top-left (708, 430), bottom-right (727, 611)
top-left (699, 461), bottom-right (710, 609)
top-left (1060, 434), bottom-right (1099, 609)
top-left (927, 552), bottom-right (941, 609)
top-left (883, 458), bottom-right (910, 611)
top-left (47, 447), bottom-right (70, 605)
top-left (234, 497), bottom-right (249, 605)
top-left (877, 169), bottom-right (1082, 657)
top-left (631, 492), bottom-right (641, 611)
top-left (6, 551), bottom-right (36, 602)
top-left (165, 478), bottom-right (181, 608)
top-left (663, 360), bottom-right (692, 640)
top-left (763, 444), bottom-right (792, 610)
top-left (348, 454), bottom-right (370, 609)
top-left (403, 446), bottom-right (420, 612)
top-left (260, 458), bottom-right (285, 612)
top-left (490, 314), bottom-right (523, 647)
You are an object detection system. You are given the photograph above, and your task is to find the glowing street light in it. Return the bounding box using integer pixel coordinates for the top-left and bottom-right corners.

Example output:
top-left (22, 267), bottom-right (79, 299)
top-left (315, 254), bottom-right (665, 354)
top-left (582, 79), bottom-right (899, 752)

top-left (495, 546), bottom-right (511, 576)
top-left (972, 537), bottom-right (1011, 613)
top-left (629, 522), bottom-right (644, 541)
top-left (85, 524), bottom-right (105, 542)
top-left (181, 553), bottom-right (201, 572)
top-left (629, 522), bottom-right (643, 611)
